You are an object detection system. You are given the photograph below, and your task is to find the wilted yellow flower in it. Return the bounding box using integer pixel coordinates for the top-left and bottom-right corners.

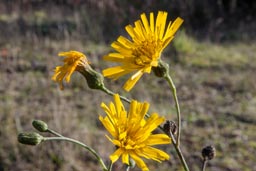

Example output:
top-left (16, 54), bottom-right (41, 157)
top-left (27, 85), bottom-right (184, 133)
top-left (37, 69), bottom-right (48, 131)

top-left (52, 51), bottom-right (89, 90)
top-left (99, 94), bottom-right (171, 171)
top-left (103, 11), bottom-right (183, 91)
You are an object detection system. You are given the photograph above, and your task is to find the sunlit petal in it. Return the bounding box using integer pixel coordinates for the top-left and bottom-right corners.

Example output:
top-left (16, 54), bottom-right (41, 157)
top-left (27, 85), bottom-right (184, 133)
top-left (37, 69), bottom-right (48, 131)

top-left (52, 51), bottom-right (89, 90)
top-left (103, 11), bottom-right (183, 91)
top-left (99, 94), bottom-right (171, 171)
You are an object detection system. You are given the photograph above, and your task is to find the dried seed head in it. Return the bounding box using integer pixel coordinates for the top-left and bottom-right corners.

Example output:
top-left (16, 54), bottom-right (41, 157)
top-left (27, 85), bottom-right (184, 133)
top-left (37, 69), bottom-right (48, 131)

top-left (163, 120), bottom-right (177, 135)
top-left (202, 145), bottom-right (216, 160)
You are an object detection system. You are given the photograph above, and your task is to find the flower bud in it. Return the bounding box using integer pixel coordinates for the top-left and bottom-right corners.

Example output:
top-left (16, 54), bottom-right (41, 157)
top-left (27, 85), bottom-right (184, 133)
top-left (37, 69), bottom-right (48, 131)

top-left (152, 60), bottom-right (169, 78)
top-left (32, 120), bottom-right (48, 132)
top-left (18, 132), bottom-right (44, 146)
top-left (78, 65), bottom-right (105, 90)
top-left (202, 145), bottom-right (216, 160)
top-left (163, 120), bottom-right (177, 135)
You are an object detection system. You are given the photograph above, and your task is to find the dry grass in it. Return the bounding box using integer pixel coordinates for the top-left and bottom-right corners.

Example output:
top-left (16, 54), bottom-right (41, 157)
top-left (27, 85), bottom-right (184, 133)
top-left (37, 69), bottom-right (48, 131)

top-left (0, 2), bottom-right (256, 170)
top-left (0, 32), bottom-right (256, 171)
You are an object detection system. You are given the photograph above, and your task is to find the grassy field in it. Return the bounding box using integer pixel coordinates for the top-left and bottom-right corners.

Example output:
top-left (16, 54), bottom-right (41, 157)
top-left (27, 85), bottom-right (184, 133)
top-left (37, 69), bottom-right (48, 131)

top-left (0, 1), bottom-right (256, 170)
top-left (1, 29), bottom-right (256, 171)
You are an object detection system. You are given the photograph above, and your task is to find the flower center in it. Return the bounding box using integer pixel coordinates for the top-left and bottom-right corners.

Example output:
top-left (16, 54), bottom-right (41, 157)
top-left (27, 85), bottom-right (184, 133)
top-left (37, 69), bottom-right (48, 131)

top-left (121, 137), bottom-right (138, 150)
top-left (134, 55), bottom-right (151, 66)
top-left (133, 39), bottom-right (162, 66)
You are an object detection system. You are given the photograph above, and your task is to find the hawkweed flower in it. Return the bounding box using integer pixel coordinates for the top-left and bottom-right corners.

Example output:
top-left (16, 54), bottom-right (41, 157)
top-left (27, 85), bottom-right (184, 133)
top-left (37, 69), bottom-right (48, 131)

top-left (103, 11), bottom-right (183, 91)
top-left (52, 51), bottom-right (89, 90)
top-left (52, 50), bottom-right (104, 90)
top-left (99, 94), bottom-right (171, 171)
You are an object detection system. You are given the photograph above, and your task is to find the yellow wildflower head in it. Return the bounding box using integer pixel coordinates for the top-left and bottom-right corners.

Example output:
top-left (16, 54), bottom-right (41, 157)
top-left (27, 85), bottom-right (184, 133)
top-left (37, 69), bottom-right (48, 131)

top-left (52, 50), bottom-right (89, 90)
top-left (103, 11), bottom-right (183, 91)
top-left (99, 94), bottom-right (171, 171)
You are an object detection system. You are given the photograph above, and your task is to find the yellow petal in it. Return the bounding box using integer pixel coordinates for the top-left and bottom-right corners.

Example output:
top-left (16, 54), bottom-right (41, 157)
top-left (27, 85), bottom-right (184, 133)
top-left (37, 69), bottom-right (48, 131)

top-left (139, 146), bottom-right (170, 162)
top-left (125, 25), bottom-right (136, 38)
top-left (99, 116), bottom-right (117, 138)
top-left (122, 152), bottom-right (129, 165)
top-left (156, 11), bottom-right (167, 39)
top-left (103, 53), bottom-right (124, 62)
top-left (150, 12), bottom-right (154, 33)
top-left (140, 13), bottom-right (150, 33)
top-left (130, 152), bottom-right (149, 171)
top-left (103, 66), bottom-right (132, 80)
top-left (123, 70), bottom-right (144, 91)
top-left (110, 148), bottom-right (124, 163)
top-left (164, 17), bottom-right (183, 39)
top-left (146, 134), bottom-right (171, 145)
top-left (117, 36), bottom-right (134, 48)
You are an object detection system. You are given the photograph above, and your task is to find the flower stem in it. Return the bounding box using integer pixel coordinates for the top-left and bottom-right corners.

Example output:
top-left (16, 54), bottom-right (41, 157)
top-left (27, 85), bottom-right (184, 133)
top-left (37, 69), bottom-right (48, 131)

top-left (164, 74), bottom-right (181, 147)
top-left (43, 136), bottom-right (108, 171)
top-left (101, 87), bottom-right (131, 103)
top-left (46, 129), bottom-right (63, 137)
top-left (168, 131), bottom-right (190, 171)
top-left (108, 161), bottom-right (113, 171)
top-left (126, 166), bottom-right (131, 171)
top-left (201, 159), bottom-right (207, 171)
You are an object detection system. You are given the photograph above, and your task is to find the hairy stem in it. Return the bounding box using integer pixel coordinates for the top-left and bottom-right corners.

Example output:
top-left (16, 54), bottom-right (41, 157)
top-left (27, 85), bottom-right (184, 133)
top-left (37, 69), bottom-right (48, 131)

top-left (164, 74), bottom-right (181, 147)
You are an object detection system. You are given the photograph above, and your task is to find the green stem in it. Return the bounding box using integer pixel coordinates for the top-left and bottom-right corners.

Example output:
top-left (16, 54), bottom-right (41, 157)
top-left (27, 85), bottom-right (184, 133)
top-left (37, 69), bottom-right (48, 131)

top-left (46, 129), bottom-right (63, 137)
top-left (201, 159), bottom-right (207, 171)
top-left (101, 87), bottom-right (131, 103)
top-left (168, 131), bottom-right (190, 171)
top-left (43, 136), bottom-right (108, 171)
top-left (126, 165), bottom-right (131, 171)
top-left (108, 161), bottom-right (113, 171)
top-left (164, 74), bottom-right (181, 147)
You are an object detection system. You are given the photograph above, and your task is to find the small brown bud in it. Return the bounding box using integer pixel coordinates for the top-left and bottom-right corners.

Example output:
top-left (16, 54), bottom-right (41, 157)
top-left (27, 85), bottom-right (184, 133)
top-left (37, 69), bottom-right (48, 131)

top-left (202, 145), bottom-right (216, 160)
top-left (163, 120), bottom-right (177, 135)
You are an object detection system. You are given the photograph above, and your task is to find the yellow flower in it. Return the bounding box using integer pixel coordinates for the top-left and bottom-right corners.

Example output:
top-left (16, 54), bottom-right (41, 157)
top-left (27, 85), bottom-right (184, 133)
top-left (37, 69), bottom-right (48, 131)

top-left (99, 94), bottom-right (171, 171)
top-left (103, 11), bottom-right (183, 91)
top-left (52, 51), bottom-right (89, 90)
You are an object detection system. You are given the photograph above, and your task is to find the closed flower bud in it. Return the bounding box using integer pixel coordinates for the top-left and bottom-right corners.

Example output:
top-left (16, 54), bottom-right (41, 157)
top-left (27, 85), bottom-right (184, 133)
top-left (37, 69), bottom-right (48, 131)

top-left (18, 132), bottom-right (44, 146)
top-left (32, 120), bottom-right (48, 132)
top-left (79, 66), bottom-right (105, 90)
top-left (152, 60), bottom-right (169, 78)
top-left (202, 145), bottom-right (216, 160)
top-left (163, 120), bottom-right (177, 135)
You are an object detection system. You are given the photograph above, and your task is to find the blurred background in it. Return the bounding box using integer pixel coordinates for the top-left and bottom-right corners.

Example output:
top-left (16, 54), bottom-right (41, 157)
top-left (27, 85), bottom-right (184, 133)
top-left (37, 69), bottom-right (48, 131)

top-left (0, 0), bottom-right (256, 171)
